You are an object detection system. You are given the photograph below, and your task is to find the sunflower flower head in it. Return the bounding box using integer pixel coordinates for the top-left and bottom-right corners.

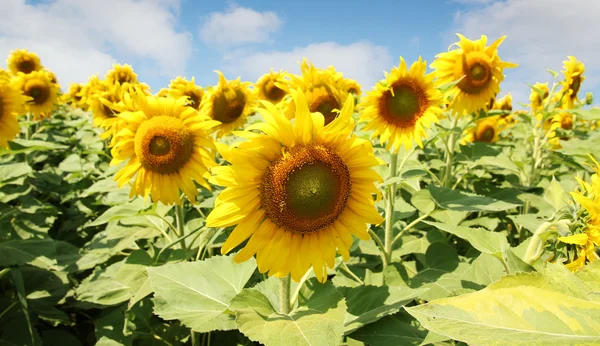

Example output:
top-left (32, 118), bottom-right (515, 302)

top-left (106, 64), bottom-right (138, 87)
top-left (64, 83), bottom-right (84, 108)
top-left (561, 56), bottom-right (585, 109)
top-left (360, 56), bottom-right (443, 152)
top-left (461, 116), bottom-right (503, 144)
top-left (206, 88), bottom-right (384, 283)
top-left (254, 69), bottom-right (289, 104)
top-left (110, 89), bottom-right (219, 205)
top-left (431, 34), bottom-right (518, 115)
top-left (7, 49), bottom-right (43, 75)
top-left (200, 70), bottom-right (256, 138)
top-left (17, 70), bottom-right (59, 120)
top-left (166, 77), bottom-right (204, 110)
top-left (0, 70), bottom-right (27, 148)
top-left (530, 82), bottom-right (550, 112)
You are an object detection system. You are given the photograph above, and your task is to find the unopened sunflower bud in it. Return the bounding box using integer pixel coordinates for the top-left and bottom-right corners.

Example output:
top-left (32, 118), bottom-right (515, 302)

top-left (585, 92), bottom-right (594, 105)
top-left (524, 221), bottom-right (553, 265)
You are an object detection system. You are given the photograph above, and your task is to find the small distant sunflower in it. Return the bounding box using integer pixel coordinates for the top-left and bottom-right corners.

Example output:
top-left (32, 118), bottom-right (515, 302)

top-left (254, 69), bottom-right (288, 104)
top-left (7, 49), bottom-right (42, 75)
top-left (0, 70), bottom-right (27, 148)
top-left (166, 77), bottom-right (204, 110)
top-left (344, 78), bottom-right (362, 97)
top-left (462, 116), bottom-right (503, 144)
top-left (200, 71), bottom-right (256, 137)
top-left (548, 111), bottom-right (575, 148)
top-left (106, 64), bottom-right (138, 87)
top-left (206, 89), bottom-right (384, 282)
top-left (280, 59), bottom-right (350, 125)
top-left (360, 56), bottom-right (442, 152)
top-left (18, 70), bottom-right (59, 119)
top-left (64, 83), bottom-right (84, 107)
top-left (492, 93), bottom-right (512, 112)
top-left (80, 75), bottom-right (107, 111)
top-left (110, 91), bottom-right (219, 205)
top-left (431, 34), bottom-right (518, 115)
top-left (156, 88), bottom-right (170, 98)
top-left (45, 69), bottom-right (58, 86)
top-left (530, 82), bottom-right (549, 112)
top-left (561, 56), bottom-right (585, 109)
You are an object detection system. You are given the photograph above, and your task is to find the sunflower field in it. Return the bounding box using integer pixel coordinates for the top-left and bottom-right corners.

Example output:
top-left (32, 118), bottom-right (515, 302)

top-left (0, 34), bottom-right (599, 346)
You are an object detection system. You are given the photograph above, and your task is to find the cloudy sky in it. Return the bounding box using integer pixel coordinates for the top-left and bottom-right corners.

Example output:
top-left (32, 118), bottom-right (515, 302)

top-left (2, 0), bottom-right (598, 107)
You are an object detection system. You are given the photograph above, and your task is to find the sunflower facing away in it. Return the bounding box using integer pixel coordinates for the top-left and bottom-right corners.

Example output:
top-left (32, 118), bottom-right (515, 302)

top-left (360, 57), bottom-right (442, 152)
top-left (461, 116), bottom-right (503, 144)
top-left (106, 64), bottom-right (138, 87)
top-left (0, 70), bottom-right (26, 148)
top-left (166, 77), bottom-right (204, 110)
top-left (64, 83), bottom-right (84, 107)
top-left (431, 34), bottom-right (518, 115)
top-left (561, 56), bottom-right (585, 109)
top-left (206, 89), bottom-right (384, 282)
top-left (7, 49), bottom-right (42, 75)
top-left (200, 71), bottom-right (256, 138)
top-left (529, 82), bottom-right (550, 112)
top-left (279, 59), bottom-right (351, 126)
top-left (18, 70), bottom-right (59, 120)
top-left (110, 90), bottom-right (219, 205)
top-left (557, 156), bottom-right (600, 271)
top-left (79, 74), bottom-right (107, 111)
top-left (254, 69), bottom-right (288, 104)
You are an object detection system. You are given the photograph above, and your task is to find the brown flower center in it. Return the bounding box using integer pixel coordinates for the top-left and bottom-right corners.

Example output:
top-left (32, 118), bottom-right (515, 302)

top-left (380, 81), bottom-right (426, 127)
top-left (476, 124), bottom-right (495, 142)
top-left (212, 89), bottom-right (246, 124)
top-left (260, 144), bottom-right (351, 233)
top-left (309, 91), bottom-right (340, 125)
top-left (263, 79), bottom-right (286, 103)
top-left (457, 52), bottom-right (492, 94)
top-left (24, 80), bottom-right (50, 105)
top-left (18, 60), bottom-right (35, 74)
top-left (186, 91), bottom-right (202, 110)
top-left (561, 114), bottom-right (573, 130)
top-left (135, 116), bottom-right (194, 174)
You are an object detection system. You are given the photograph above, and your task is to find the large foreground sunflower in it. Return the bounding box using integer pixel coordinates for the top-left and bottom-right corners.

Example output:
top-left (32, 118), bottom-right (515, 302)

top-left (7, 49), bottom-right (42, 75)
top-left (110, 91), bottom-right (219, 205)
top-left (360, 57), bottom-right (442, 152)
top-left (561, 56), bottom-right (585, 109)
top-left (254, 69), bottom-right (288, 104)
top-left (431, 34), bottom-right (518, 115)
top-left (0, 71), bottom-right (26, 148)
top-left (206, 89), bottom-right (384, 282)
top-left (18, 70), bottom-right (59, 119)
top-left (200, 71), bottom-right (256, 137)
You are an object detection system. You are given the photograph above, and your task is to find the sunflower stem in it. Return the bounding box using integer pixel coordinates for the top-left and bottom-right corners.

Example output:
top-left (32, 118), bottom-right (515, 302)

top-left (175, 204), bottom-right (187, 251)
top-left (384, 152), bottom-right (398, 267)
top-left (443, 116), bottom-right (459, 188)
top-left (279, 275), bottom-right (291, 315)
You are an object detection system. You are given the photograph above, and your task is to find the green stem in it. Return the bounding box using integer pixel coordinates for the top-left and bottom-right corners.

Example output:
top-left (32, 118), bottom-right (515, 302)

top-left (340, 262), bottom-right (364, 285)
top-left (290, 267), bottom-right (313, 307)
top-left (443, 116), bottom-right (459, 188)
top-left (279, 275), bottom-right (291, 314)
top-left (384, 152), bottom-right (398, 267)
top-left (368, 229), bottom-right (388, 265)
top-left (175, 204), bottom-right (187, 250)
top-left (390, 211), bottom-right (433, 248)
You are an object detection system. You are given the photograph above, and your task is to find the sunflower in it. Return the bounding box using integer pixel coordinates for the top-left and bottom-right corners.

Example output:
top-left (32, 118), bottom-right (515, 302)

top-left (547, 110), bottom-right (575, 148)
top-left (557, 156), bottom-right (600, 271)
top-left (206, 89), bottom-right (384, 283)
top-left (561, 56), bottom-right (585, 109)
top-left (80, 75), bottom-right (107, 111)
top-left (529, 82), bottom-right (549, 112)
top-left (279, 59), bottom-right (351, 126)
top-left (200, 71), bottom-right (256, 138)
top-left (0, 70), bottom-right (27, 148)
top-left (431, 34), bottom-right (518, 115)
top-left (106, 64), bottom-right (138, 87)
top-left (64, 83), bottom-right (84, 107)
top-left (461, 116), bottom-right (503, 144)
top-left (254, 69), bottom-right (288, 104)
top-left (18, 70), bottom-right (59, 120)
top-left (110, 90), bottom-right (219, 205)
top-left (359, 57), bottom-right (442, 152)
top-left (45, 69), bottom-right (59, 86)
top-left (492, 93), bottom-right (512, 112)
top-left (166, 77), bottom-right (204, 110)
top-left (156, 88), bottom-right (170, 98)
top-left (7, 49), bottom-right (42, 75)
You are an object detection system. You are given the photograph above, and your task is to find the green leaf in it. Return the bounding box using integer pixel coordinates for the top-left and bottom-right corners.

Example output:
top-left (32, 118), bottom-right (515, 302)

top-left (86, 198), bottom-right (150, 227)
top-left (349, 313), bottom-right (427, 346)
top-left (76, 262), bottom-right (133, 306)
top-left (148, 254), bottom-right (257, 333)
top-left (406, 263), bottom-right (600, 346)
top-left (0, 239), bottom-right (58, 270)
top-left (544, 177), bottom-right (569, 214)
top-left (411, 189), bottom-right (436, 214)
top-left (0, 139), bottom-right (68, 156)
top-left (424, 221), bottom-right (509, 258)
top-left (569, 107), bottom-right (600, 120)
top-left (0, 162), bottom-right (31, 187)
top-left (428, 185), bottom-right (521, 212)
top-left (342, 285), bottom-right (427, 334)
top-left (230, 279), bottom-right (347, 346)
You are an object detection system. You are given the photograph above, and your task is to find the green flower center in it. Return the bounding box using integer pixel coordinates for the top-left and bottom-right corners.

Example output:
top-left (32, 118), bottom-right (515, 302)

top-left (385, 84), bottom-right (422, 123)
top-left (571, 76), bottom-right (581, 96)
top-left (470, 64), bottom-right (487, 81)
top-left (149, 136), bottom-right (171, 156)
top-left (286, 162), bottom-right (339, 220)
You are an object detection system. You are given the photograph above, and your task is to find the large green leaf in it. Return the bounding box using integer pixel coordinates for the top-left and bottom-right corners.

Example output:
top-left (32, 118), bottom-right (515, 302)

top-left (147, 254), bottom-right (257, 333)
top-left (428, 185), bottom-right (521, 212)
top-left (230, 278), bottom-right (347, 346)
top-left (406, 263), bottom-right (600, 346)
top-left (349, 312), bottom-right (427, 346)
top-left (425, 221), bottom-right (508, 257)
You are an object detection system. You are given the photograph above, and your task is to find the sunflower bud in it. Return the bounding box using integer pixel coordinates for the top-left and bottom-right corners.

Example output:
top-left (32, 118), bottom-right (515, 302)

top-left (585, 92), bottom-right (594, 105)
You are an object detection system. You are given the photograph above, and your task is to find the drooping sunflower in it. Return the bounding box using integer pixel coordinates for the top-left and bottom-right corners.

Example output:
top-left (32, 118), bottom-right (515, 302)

top-left (431, 34), bottom-right (518, 115)
top-left (200, 71), bottom-right (256, 137)
top-left (110, 90), bottom-right (219, 205)
top-left (206, 89), bottom-right (384, 283)
top-left (557, 156), bottom-right (600, 271)
top-left (166, 77), bottom-right (204, 110)
top-left (0, 70), bottom-right (27, 148)
top-left (530, 82), bottom-right (549, 112)
top-left (7, 49), bottom-right (42, 75)
top-left (106, 64), bottom-right (138, 87)
top-left (279, 59), bottom-right (351, 125)
top-left (254, 69), bottom-right (288, 104)
top-left (18, 70), bottom-right (59, 120)
top-left (547, 110), bottom-right (575, 148)
top-left (359, 57), bottom-right (442, 152)
top-left (461, 116), bottom-right (503, 144)
top-left (561, 56), bottom-right (585, 109)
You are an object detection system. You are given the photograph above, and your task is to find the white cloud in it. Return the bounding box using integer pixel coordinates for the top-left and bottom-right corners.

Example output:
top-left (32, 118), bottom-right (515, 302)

top-left (0, 0), bottom-right (192, 89)
top-left (449, 0), bottom-right (600, 105)
top-left (220, 41), bottom-right (392, 89)
top-left (200, 5), bottom-right (282, 46)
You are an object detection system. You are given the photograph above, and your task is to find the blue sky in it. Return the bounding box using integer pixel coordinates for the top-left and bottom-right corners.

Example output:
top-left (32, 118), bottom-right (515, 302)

top-left (2, 0), bottom-right (599, 106)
